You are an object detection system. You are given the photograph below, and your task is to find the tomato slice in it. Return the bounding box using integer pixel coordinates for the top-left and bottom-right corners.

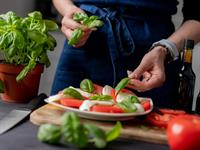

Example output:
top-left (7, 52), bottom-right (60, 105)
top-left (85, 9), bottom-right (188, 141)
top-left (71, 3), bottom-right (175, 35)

top-left (60, 98), bottom-right (83, 108)
top-left (93, 84), bottom-right (103, 94)
top-left (145, 112), bottom-right (176, 128)
top-left (121, 88), bottom-right (136, 95)
top-left (91, 105), bottom-right (124, 113)
top-left (141, 99), bottom-right (151, 111)
top-left (159, 108), bottom-right (186, 115)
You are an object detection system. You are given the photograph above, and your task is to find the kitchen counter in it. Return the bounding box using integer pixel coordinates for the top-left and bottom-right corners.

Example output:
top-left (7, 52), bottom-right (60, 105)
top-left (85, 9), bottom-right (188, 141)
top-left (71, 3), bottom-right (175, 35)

top-left (0, 100), bottom-right (170, 150)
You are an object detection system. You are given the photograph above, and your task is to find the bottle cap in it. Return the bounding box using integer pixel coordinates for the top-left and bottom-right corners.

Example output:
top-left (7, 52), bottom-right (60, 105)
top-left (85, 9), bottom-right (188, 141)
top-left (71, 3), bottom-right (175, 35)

top-left (184, 39), bottom-right (194, 49)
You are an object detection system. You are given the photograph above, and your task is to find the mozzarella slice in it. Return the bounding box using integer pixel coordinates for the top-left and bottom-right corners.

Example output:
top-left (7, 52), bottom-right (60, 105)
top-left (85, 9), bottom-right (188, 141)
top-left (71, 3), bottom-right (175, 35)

top-left (102, 85), bottom-right (114, 95)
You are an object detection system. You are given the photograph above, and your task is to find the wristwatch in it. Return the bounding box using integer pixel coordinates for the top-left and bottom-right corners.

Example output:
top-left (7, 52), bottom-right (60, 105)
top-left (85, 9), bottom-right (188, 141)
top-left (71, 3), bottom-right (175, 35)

top-left (150, 39), bottom-right (179, 62)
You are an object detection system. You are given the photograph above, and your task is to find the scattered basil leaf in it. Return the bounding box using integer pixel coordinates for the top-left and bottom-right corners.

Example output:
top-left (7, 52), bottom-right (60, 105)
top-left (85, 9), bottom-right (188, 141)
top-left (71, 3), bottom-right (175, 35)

top-left (84, 124), bottom-right (107, 149)
top-left (80, 78), bottom-right (94, 93)
top-left (61, 112), bottom-right (88, 148)
top-left (115, 78), bottom-right (130, 95)
top-left (62, 87), bottom-right (84, 100)
top-left (37, 124), bottom-right (62, 144)
top-left (106, 121), bottom-right (122, 142)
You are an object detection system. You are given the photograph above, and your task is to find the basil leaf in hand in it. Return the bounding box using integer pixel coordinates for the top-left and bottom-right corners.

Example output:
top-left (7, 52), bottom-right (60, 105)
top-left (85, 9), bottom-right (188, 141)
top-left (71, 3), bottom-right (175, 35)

top-left (68, 28), bottom-right (84, 46)
top-left (68, 12), bottom-right (104, 46)
top-left (115, 77), bottom-right (130, 95)
top-left (80, 78), bottom-right (94, 93)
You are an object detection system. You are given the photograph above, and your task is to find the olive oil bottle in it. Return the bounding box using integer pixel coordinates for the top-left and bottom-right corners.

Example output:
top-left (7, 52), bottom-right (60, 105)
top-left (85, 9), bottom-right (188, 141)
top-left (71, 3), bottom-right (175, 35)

top-left (178, 39), bottom-right (195, 112)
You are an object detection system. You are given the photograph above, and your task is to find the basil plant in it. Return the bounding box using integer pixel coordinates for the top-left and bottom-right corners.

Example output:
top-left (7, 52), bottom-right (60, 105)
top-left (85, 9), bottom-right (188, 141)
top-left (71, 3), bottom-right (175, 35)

top-left (0, 11), bottom-right (58, 81)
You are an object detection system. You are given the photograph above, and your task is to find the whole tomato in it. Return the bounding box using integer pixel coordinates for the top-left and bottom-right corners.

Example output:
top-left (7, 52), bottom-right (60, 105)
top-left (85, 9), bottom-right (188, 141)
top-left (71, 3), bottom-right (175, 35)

top-left (167, 115), bottom-right (200, 150)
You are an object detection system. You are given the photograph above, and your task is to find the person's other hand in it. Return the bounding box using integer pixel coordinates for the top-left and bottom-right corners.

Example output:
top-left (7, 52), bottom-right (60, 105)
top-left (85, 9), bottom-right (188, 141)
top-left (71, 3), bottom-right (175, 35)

top-left (127, 46), bottom-right (168, 91)
top-left (61, 4), bottom-right (92, 47)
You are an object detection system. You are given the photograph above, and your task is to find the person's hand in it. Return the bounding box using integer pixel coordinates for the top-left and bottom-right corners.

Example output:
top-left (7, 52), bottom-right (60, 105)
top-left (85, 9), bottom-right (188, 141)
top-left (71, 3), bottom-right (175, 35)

top-left (61, 4), bottom-right (92, 47)
top-left (127, 46), bottom-right (168, 91)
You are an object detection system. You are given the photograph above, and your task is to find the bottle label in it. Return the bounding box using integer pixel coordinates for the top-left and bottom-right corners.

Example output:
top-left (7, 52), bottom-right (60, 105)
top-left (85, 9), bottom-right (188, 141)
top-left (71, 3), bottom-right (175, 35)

top-left (184, 50), bottom-right (192, 63)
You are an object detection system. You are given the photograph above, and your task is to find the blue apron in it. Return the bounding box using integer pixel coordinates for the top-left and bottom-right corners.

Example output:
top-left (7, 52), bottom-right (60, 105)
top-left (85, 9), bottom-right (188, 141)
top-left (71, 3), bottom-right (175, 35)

top-left (51, 0), bottom-right (181, 108)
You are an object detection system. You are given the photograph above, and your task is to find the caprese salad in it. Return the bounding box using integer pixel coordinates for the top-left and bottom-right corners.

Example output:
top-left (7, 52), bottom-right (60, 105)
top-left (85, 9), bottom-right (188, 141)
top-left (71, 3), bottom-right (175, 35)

top-left (47, 78), bottom-right (153, 114)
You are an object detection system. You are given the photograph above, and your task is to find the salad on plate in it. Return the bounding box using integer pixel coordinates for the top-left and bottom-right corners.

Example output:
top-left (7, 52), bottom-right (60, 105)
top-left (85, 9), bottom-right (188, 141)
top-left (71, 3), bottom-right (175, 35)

top-left (45, 78), bottom-right (153, 120)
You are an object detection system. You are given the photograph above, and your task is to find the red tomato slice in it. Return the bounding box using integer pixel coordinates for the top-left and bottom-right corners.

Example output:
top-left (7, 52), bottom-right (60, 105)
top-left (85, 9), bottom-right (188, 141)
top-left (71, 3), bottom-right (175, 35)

top-left (91, 105), bottom-right (124, 113)
top-left (93, 84), bottom-right (103, 94)
top-left (145, 112), bottom-right (175, 128)
top-left (60, 98), bottom-right (83, 108)
top-left (121, 88), bottom-right (136, 95)
top-left (141, 99), bottom-right (151, 111)
top-left (159, 108), bottom-right (186, 115)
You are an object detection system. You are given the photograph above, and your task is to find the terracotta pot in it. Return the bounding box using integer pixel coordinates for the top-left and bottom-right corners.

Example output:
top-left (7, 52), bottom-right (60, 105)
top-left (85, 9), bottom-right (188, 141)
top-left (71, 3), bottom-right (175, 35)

top-left (0, 63), bottom-right (44, 103)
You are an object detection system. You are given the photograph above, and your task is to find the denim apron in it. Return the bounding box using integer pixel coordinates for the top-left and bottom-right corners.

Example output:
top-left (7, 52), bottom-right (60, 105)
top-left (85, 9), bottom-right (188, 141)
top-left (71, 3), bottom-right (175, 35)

top-left (51, 0), bottom-right (181, 108)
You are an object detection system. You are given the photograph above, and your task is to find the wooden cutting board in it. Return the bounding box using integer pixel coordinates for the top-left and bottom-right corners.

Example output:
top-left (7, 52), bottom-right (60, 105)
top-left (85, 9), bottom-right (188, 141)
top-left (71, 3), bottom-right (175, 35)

top-left (30, 104), bottom-right (167, 144)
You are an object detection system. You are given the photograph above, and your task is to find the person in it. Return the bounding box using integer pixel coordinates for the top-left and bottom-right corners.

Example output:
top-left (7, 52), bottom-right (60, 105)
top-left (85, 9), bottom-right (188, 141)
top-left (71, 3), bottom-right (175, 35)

top-left (51, 0), bottom-right (200, 108)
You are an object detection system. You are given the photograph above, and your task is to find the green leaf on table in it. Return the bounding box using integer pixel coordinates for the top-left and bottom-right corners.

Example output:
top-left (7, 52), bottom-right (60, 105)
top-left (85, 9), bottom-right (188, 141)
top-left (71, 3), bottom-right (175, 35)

top-left (61, 112), bottom-right (89, 148)
top-left (84, 124), bottom-right (107, 149)
top-left (115, 77), bottom-right (130, 95)
top-left (37, 124), bottom-right (62, 144)
top-left (106, 121), bottom-right (122, 142)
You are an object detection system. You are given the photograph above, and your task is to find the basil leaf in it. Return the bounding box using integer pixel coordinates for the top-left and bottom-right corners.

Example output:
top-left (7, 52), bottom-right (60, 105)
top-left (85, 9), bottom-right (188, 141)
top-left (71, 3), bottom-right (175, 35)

top-left (37, 124), bottom-right (61, 144)
top-left (80, 78), bottom-right (94, 93)
top-left (73, 13), bottom-right (88, 22)
top-left (115, 78), bottom-right (130, 95)
top-left (84, 124), bottom-right (107, 149)
top-left (62, 87), bottom-right (84, 100)
top-left (117, 95), bottom-right (139, 113)
top-left (61, 112), bottom-right (88, 148)
top-left (90, 94), bottom-right (113, 101)
top-left (0, 79), bottom-right (4, 93)
top-left (0, 10), bottom-right (58, 81)
top-left (106, 121), bottom-right (122, 142)
top-left (68, 28), bottom-right (84, 46)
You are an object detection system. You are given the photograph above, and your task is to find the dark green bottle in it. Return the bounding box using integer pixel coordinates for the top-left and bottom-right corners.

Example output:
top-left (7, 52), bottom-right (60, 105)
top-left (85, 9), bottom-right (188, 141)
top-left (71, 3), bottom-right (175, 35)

top-left (178, 39), bottom-right (195, 112)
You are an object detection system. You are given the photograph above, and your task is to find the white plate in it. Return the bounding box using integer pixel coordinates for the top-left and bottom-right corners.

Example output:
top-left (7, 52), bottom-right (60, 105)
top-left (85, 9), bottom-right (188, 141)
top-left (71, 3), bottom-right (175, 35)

top-left (44, 97), bottom-right (153, 121)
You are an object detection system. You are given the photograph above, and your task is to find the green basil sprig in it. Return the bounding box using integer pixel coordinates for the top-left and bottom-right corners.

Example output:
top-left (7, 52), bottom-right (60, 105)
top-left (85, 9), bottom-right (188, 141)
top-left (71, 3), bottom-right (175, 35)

top-left (0, 11), bottom-right (58, 81)
top-left (62, 87), bottom-right (84, 100)
top-left (115, 77), bottom-right (130, 96)
top-left (117, 95), bottom-right (139, 113)
top-left (90, 94), bottom-right (113, 101)
top-left (80, 78), bottom-right (94, 93)
top-left (68, 12), bottom-right (104, 46)
top-left (38, 112), bottom-right (122, 149)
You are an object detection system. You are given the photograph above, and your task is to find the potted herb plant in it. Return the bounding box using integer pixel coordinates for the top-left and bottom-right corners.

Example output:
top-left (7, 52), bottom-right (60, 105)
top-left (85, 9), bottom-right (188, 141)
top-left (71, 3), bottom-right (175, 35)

top-left (0, 11), bottom-right (58, 103)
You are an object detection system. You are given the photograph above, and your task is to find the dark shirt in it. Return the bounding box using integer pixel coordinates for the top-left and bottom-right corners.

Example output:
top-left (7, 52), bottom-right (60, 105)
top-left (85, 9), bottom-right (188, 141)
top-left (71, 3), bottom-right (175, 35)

top-left (183, 0), bottom-right (200, 21)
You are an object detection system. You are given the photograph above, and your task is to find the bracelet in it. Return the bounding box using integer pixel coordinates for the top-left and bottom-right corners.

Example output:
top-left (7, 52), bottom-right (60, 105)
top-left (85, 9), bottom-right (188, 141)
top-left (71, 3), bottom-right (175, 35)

top-left (150, 39), bottom-right (179, 62)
